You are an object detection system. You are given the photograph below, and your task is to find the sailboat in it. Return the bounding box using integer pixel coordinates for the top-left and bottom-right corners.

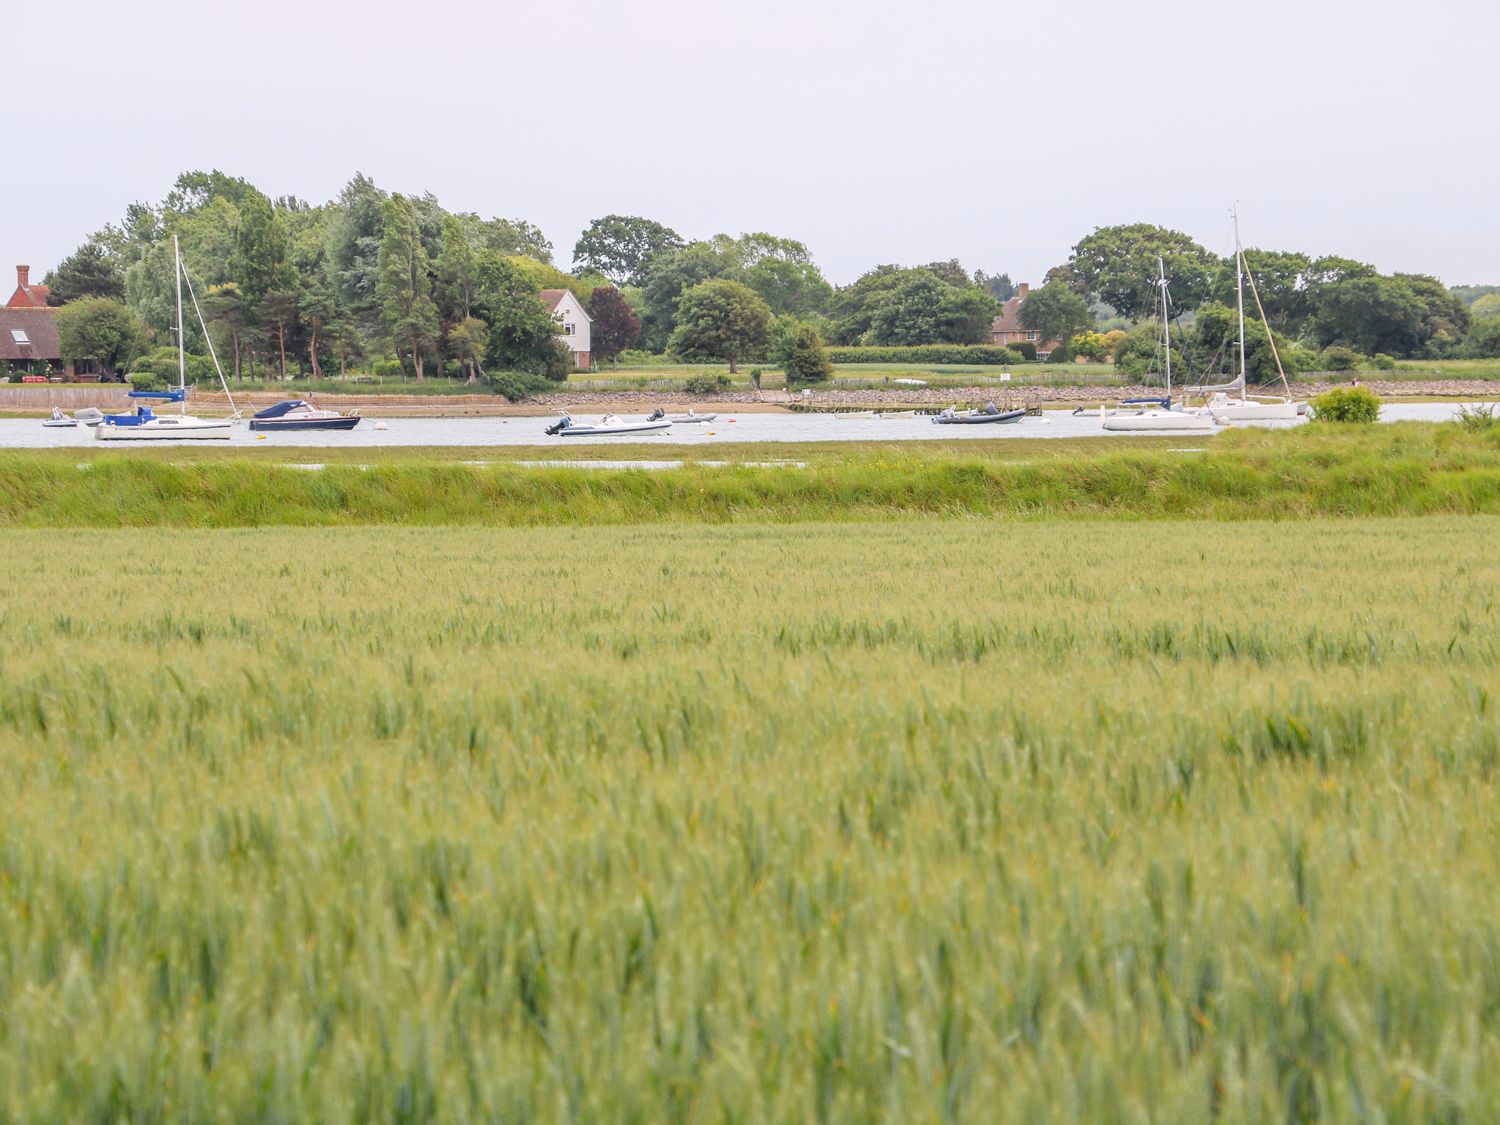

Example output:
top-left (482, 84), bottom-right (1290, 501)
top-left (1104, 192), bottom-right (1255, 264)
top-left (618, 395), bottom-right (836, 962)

top-left (97, 237), bottom-right (240, 441)
top-left (1103, 259), bottom-right (1219, 432)
top-left (1199, 209), bottom-right (1303, 422)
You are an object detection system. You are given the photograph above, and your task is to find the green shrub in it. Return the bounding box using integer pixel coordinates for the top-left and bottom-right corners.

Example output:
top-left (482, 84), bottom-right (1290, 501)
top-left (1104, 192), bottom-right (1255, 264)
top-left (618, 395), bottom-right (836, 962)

top-left (129, 346), bottom-right (216, 386)
top-left (1045, 346), bottom-right (1072, 364)
top-left (370, 357), bottom-right (404, 380)
top-left (683, 373), bottom-right (732, 395)
top-left (127, 370), bottom-right (170, 392)
top-left (779, 322), bottom-right (833, 384)
top-left (1319, 345), bottom-right (1364, 372)
top-left (825, 345), bottom-right (1022, 365)
top-left (615, 349), bottom-right (672, 366)
top-left (1371, 353), bottom-right (1397, 371)
top-left (486, 371), bottom-right (555, 402)
top-left (1310, 385), bottom-right (1380, 423)
top-left (1009, 342), bottom-right (1037, 361)
top-left (1455, 403), bottom-right (1499, 433)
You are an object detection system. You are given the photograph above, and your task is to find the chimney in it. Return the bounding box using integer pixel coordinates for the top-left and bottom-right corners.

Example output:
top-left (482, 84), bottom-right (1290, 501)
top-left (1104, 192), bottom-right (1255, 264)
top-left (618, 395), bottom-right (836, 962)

top-left (16, 265), bottom-right (30, 290)
top-left (1017, 282), bottom-right (1029, 299)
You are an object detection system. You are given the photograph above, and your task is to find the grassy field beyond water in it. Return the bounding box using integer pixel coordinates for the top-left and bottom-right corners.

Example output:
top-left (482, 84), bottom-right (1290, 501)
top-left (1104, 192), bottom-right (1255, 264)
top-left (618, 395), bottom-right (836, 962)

top-left (1, 515), bottom-right (1499, 1120)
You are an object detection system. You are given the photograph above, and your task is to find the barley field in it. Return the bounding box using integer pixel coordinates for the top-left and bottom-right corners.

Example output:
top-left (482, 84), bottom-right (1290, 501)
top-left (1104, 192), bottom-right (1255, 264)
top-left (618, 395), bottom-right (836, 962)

top-left (2, 518), bottom-right (1498, 1121)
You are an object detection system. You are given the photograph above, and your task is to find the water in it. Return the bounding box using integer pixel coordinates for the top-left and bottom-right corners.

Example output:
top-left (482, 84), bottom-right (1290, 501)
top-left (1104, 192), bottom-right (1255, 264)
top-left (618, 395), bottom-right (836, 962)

top-left (2, 403), bottom-right (1491, 449)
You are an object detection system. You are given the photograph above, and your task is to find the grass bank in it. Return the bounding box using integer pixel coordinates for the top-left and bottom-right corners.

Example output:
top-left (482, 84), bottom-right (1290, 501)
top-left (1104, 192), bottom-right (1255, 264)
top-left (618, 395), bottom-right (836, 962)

top-left (1, 518), bottom-right (1498, 1118)
top-left (3, 424), bottom-right (1500, 527)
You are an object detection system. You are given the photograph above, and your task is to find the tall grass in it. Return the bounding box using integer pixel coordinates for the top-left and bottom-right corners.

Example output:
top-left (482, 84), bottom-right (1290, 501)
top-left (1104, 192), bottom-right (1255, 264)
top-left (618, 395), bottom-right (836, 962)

top-left (3, 424), bottom-right (1500, 528)
top-left (0, 518), bottom-right (1498, 1118)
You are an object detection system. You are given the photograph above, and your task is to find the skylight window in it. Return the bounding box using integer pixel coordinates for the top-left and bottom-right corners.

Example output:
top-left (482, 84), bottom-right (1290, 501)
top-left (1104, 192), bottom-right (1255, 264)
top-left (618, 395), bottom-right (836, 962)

top-left (9, 328), bottom-right (29, 345)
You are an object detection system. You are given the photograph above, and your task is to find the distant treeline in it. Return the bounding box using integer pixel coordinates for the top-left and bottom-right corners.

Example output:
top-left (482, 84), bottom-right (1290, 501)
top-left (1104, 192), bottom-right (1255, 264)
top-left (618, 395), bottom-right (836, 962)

top-left (37, 171), bottom-right (1500, 384)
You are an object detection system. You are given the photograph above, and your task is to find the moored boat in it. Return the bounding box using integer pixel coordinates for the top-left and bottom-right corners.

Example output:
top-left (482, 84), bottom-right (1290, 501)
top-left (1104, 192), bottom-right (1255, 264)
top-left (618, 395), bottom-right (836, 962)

top-left (933, 403), bottom-right (1025, 425)
top-left (42, 408), bottom-right (76, 428)
top-left (545, 410), bottom-right (673, 437)
top-left (666, 408), bottom-right (716, 423)
top-left (249, 399), bottom-right (362, 431)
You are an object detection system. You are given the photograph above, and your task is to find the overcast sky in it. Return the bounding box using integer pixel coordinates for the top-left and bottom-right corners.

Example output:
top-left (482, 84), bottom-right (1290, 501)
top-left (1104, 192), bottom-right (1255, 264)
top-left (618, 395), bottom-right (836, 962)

top-left (6, 0), bottom-right (1497, 289)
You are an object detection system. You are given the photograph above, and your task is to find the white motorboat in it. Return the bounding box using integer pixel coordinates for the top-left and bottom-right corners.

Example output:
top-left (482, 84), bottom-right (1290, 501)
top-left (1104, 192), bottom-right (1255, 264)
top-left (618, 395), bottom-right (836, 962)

top-left (96, 236), bottom-right (241, 442)
top-left (666, 409), bottom-right (716, 423)
top-left (833, 410), bottom-right (877, 419)
top-left (74, 407), bottom-right (105, 427)
top-left (1102, 259), bottom-right (1219, 434)
top-left (42, 408), bottom-right (77, 428)
top-left (545, 410), bottom-right (672, 437)
top-left (874, 410), bottom-right (920, 419)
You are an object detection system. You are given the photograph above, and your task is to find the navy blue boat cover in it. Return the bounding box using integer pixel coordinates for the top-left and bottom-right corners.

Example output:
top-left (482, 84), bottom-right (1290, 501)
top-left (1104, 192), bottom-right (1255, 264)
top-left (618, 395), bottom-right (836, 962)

top-left (253, 400), bottom-right (310, 419)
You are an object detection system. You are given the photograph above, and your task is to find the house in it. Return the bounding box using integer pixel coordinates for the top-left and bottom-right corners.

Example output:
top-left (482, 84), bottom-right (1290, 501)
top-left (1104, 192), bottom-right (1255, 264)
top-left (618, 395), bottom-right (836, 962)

top-left (6, 264), bottom-right (51, 308)
top-left (990, 283), bottom-right (1061, 358)
top-left (0, 306), bottom-right (65, 375)
top-left (540, 288), bottom-right (591, 369)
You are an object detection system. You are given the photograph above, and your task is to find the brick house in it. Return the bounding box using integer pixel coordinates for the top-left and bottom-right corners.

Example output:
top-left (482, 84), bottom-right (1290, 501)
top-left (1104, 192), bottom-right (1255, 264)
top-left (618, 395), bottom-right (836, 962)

top-left (990, 283), bottom-right (1061, 357)
top-left (540, 289), bottom-right (592, 369)
top-left (6, 264), bottom-right (51, 308)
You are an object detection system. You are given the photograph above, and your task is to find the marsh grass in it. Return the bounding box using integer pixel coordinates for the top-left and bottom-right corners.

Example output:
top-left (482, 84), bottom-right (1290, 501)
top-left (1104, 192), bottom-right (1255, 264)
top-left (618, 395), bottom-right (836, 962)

top-left (3, 424), bottom-right (1500, 529)
top-left (1, 517), bottom-right (1499, 1119)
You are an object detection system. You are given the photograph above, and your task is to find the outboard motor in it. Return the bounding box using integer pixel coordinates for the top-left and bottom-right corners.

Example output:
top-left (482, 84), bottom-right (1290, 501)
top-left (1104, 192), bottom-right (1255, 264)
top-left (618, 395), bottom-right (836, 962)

top-left (545, 413), bottom-right (571, 436)
top-left (648, 407), bottom-right (665, 421)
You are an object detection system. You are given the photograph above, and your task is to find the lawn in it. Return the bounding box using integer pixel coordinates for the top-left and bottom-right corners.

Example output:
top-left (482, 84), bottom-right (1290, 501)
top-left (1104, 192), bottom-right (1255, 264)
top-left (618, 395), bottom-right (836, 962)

top-left (1, 515), bottom-right (1498, 1119)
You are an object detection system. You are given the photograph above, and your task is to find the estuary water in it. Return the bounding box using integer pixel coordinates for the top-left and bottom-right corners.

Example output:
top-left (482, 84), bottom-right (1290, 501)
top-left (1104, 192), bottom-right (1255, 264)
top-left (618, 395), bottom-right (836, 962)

top-left (0, 403), bottom-right (1490, 449)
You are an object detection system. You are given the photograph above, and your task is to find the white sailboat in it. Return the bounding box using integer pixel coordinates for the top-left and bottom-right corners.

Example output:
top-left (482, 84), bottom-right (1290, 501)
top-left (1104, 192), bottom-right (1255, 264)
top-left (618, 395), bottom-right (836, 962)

top-left (1200, 209), bottom-right (1303, 422)
top-left (1103, 259), bottom-right (1219, 433)
top-left (97, 236), bottom-right (239, 441)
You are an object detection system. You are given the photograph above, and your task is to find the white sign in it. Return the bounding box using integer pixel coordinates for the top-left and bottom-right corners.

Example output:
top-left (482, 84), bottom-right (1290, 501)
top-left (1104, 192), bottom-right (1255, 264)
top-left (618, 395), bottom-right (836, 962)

top-left (1000, 373), bottom-right (1012, 382)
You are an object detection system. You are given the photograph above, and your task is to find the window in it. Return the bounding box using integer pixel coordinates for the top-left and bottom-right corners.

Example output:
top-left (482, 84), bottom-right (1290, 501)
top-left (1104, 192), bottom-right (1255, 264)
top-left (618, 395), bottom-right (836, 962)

top-left (9, 328), bottom-right (29, 346)
top-left (562, 322), bottom-right (575, 336)
top-left (1027, 331), bottom-right (1038, 341)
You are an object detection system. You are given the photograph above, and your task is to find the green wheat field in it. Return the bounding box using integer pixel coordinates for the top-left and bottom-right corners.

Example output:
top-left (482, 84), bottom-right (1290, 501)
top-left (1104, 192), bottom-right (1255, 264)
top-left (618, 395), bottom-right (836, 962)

top-left (2, 509), bottom-right (1498, 1121)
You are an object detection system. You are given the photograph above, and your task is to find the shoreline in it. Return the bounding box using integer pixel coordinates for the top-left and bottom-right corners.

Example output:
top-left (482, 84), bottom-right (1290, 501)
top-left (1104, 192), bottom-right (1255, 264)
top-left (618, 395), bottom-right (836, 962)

top-left (0, 379), bottom-right (1493, 419)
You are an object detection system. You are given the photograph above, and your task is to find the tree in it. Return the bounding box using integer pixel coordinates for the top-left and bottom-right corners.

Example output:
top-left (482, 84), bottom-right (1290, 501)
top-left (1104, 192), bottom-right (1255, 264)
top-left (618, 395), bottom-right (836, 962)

top-left (472, 251), bottom-right (563, 378)
top-left (937, 286), bottom-right (1001, 344)
top-left (55, 297), bottom-right (143, 374)
top-left (638, 241), bottom-right (742, 349)
top-left (668, 280), bottom-right (772, 372)
top-left (826, 264), bottom-right (908, 344)
top-left (435, 216), bottom-right (478, 323)
top-left (869, 274), bottom-right (948, 345)
top-left (328, 173), bottom-right (387, 333)
top-left (1018, 282), bottom-right (1091, 347)
top-left (775, 318), bottom-right (833, 383)
top-left (587, 287), bottom-right (642, 363)
top-left (44, 241), bottom-right (125, 305)
top-left (1308, 274), bottom-right (1424, 356)
top-left (447, 316), bottom-right (489, 382)
top-left (1232, 249), bottom-right (1313, 332)
top-left (745, 256), bottom-right (833, 317)
top-left (573, 215), bottom-right (684, 286)
top-left (377, 194), bottom-right (439, 381)
top-left (236, 190), bottom-right (298, 377)
top-left (1471, 294), bottom-right (1500, 320)
top-left (1398, 274), bottom-right (1470, 356)
top-left (1069, 330), bottom-right (1110, 362)
top-left (1066, 224), bottom-right (1220, 319)
top-left (974, 270), bottom-right (1015, 301)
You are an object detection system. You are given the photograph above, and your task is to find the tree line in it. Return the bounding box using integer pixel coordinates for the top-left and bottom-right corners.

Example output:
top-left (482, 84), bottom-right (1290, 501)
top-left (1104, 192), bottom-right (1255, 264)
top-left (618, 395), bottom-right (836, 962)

top-left (40, 173), bottom-right (1500, 388)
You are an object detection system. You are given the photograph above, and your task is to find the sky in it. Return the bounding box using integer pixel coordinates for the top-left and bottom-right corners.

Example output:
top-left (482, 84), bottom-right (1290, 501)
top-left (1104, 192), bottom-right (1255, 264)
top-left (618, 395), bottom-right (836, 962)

top-left (5, 0), bottom-right (1498, 290)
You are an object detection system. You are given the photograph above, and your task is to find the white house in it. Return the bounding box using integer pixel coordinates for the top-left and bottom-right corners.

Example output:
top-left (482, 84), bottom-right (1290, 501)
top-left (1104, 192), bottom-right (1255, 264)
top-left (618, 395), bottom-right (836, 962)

top-left (540, 289), bottom-right (592, 369)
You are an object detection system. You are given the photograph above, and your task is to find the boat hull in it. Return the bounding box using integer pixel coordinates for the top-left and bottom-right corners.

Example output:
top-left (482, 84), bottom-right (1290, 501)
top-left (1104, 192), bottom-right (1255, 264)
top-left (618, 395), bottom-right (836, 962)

top-left (1208, 401), bottom-right (1302, 421)
top-left (1103, 412), bottom-right (1217, 432)
top-left (555, 422), bottom-right (673, 436)
top-left (249, 415), bottom-right (362, 431)
top-left (96, 418), bottom-right (235, 440)
top-left (41, 420), bottom-right (78, 428)
top-left (666, 413), bottom-right (716, 423)
top-left (934, 409), bottom-right (1025, 425)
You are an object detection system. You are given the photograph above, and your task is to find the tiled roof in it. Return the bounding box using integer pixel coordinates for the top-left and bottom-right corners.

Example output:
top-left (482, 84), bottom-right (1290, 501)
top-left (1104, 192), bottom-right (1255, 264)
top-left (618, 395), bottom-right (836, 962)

top-left (6, 283), bottom-right (50, 309)
top-left (0, 307), bottom-right (62, 360)
top-left (991, 293), bottom-right (1026, 333)
top-left (539, 288), bottom-right (567, 311)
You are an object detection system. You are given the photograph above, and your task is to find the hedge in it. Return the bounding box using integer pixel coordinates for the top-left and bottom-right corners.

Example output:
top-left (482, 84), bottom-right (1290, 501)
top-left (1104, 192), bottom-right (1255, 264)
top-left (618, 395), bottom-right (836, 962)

top-left (826, 345), bottom-right (1023, 366)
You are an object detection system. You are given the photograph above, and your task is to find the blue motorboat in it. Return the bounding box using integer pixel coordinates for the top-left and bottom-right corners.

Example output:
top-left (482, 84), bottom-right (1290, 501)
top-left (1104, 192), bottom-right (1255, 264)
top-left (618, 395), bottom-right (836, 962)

top-left (249, 399), bottom-right (361, 431)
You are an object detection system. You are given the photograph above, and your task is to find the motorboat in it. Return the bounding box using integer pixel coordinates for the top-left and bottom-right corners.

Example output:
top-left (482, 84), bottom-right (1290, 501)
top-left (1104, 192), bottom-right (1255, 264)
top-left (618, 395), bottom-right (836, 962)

top-left (932, 403), bottom-right (1025, 425)
top-left (42, 407), bottom-right (77, 428)
top-left (95, 236), bottom-right (241, 442)
top-left (545, 410), bottom-right (673, 437)
top-left (249, 399), bottom-right (361, 431)
top-left (74, 407), bottom-right (105, 427)
top-left (874, 410), bottom-right (920, 419)
top-left (666, 408), bottom-right (716, 423)
top-left (833, 410), bottom-right (877, 419)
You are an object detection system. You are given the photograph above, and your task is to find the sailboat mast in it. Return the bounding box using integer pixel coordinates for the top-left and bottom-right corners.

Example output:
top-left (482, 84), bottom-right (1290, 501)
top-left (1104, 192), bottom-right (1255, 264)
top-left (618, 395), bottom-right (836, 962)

top-left (1158, 256), bottom-right (1171, 399)
top-left (1233, 207), bottom-right (1247, 399)
top-left (173, 235), bottom-right (186, 397)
